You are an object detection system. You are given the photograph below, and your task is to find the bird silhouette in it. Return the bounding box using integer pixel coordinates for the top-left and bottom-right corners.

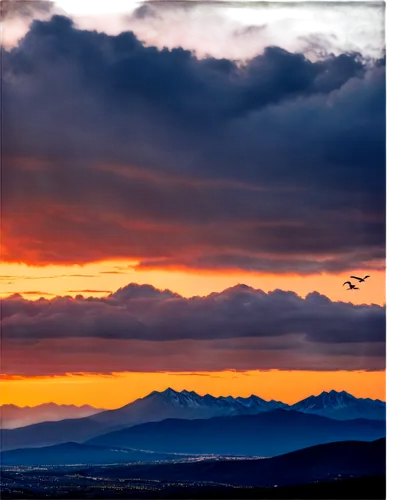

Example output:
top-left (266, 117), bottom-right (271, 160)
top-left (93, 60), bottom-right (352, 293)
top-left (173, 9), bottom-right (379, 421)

top-left (343, 281), bottom-right (359, 290)
top-left (350, 275), bottom-right (370, 283)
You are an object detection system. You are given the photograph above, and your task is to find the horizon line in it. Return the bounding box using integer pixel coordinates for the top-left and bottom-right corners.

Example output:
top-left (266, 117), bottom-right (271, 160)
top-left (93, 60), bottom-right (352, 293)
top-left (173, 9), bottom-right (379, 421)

top-left (1, 280), bottom-right (386, 308)
top-left (0, 386), bottom-right (386, 410)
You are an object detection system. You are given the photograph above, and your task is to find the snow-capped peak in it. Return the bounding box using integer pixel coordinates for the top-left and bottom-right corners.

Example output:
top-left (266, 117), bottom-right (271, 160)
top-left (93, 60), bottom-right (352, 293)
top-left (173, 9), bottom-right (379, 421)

top-left (139, 388), bottom-right (288, 414)
top-left (293, 390), bottom-right (365, 412)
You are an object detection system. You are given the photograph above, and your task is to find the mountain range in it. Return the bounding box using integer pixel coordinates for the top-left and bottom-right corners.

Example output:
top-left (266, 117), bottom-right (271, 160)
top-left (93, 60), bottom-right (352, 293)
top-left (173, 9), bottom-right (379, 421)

top-left (0, 403), bottom-right (103, 429)
top-left (292, 390), bottom-right (386, 421)
top-left (87, 408), bottom-right (385, 457)
top-left (0, 389), bottom-right (289, 451)
top-left (0, 389), bottom-right (385, 452)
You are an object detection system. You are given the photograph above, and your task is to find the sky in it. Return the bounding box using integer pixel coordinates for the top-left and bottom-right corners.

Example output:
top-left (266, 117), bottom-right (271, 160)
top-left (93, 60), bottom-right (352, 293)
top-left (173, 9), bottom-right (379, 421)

top-left (0, 1), bottom-right (386, 407)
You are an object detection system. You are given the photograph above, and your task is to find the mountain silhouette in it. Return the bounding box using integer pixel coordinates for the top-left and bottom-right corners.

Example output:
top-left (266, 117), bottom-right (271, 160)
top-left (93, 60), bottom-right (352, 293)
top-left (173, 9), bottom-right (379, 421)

top-left (87, 409), bottom-right (385, 457)
top-left (1, 389), bottom-right (385, 452)
top-left (0, 389), bottom-right (288, 451)
top-left (0, 403), bottom-right (103, 429)
top-left (292, 390), bottom-right (386, 421)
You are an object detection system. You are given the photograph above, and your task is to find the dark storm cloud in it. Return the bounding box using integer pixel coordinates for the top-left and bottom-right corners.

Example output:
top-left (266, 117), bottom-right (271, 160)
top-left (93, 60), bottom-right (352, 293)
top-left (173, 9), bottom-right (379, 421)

top-left (135, 249), bottom-right (386, 274)
top-left (1, 283), bottom-right (385, 374)
top-left (2, 16), bottom-right (385, 271)
top-left (109, 282), bottom-right (180, 301)
top-left (2, 282), bottom-right (385, 344)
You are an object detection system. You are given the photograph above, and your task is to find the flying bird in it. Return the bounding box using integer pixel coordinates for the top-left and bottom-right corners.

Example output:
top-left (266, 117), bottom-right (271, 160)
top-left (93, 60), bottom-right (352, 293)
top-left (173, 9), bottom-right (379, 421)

top-left (343, 281), bottom-right (359, 290)
top-left (350, 275), bottom-right (370, 283)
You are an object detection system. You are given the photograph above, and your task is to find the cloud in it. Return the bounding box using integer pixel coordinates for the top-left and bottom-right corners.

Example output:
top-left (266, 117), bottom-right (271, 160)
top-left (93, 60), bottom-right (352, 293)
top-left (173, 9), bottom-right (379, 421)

top-left (99, 270), bottom-right (130, 275)
top-left (134, 250), bottom-right (386, 274)
top-left (231, 23), bottom-right (268, 39)
top-left (109, 282), bottom-right (179, 301)
top-left (0, 274), bottom-right (98, 282)
top-left (157, 0), bottom-right (193, 14)
top-left (132, 4), bottom-right (159, 20)
top-left (1, 283), bottom-right (385, 375)
top-left (0, 0), bottom-right (53, 21)
top-left (2, 2), bottom-right (385, 63)
top-left (1, 16), bottom-right (385, 275)
top-left (124, 0), bottom-right (193, 24)
top-left (297, 32), bottom-right (342, 57)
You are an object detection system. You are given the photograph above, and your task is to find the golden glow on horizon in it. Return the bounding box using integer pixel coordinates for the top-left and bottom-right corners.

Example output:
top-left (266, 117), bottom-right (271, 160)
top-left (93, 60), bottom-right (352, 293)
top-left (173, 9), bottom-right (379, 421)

top-left (0, 370), bottom-right (386, 408)
top-left (0, 261), bottom-right (385, 305)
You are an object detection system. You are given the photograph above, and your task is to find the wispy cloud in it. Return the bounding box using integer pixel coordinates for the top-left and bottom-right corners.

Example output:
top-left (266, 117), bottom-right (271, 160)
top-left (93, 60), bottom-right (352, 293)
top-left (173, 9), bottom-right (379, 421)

top-left (1, 0), bottom-right (53, 21)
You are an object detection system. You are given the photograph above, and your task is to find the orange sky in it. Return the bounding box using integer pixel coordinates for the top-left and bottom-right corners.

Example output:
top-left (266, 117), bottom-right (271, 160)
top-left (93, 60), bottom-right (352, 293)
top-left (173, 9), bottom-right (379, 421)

top-left (0, 261), bottom-right (385, 305)
top-left (0, 261), bottom-right (385, 407)
top-left (0, 370), bottom-right (386, 408)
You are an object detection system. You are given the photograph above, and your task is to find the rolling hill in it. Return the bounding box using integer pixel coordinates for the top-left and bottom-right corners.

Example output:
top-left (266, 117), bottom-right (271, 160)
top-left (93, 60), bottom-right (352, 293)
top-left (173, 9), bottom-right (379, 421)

top-left (88, 409), bottom-right (385, 457)
top-left (0, 442), bottom-right (174, 466)
top-left (80, 438), bottom-right (385, 487)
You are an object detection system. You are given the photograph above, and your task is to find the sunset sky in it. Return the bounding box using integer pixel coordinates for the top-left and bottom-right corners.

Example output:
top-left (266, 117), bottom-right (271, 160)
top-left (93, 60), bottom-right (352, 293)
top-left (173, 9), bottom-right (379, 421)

top-left (0, 1), bottom-right (386, 408)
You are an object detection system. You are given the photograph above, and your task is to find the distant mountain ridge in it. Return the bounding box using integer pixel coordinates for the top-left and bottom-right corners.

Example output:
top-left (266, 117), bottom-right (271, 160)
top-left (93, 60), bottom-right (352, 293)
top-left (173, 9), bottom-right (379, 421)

top-left (1, 389), bottom-right (385, 451)
top-left (88, 409), bottom-right (385, 457)
top-left (0, 403), bottom-right (103, 429)
top-left (292, 390), bottom-right (386, 421)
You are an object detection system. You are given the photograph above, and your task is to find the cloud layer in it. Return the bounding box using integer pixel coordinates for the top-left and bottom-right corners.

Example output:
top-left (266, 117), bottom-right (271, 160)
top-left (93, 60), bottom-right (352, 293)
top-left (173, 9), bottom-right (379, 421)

top-left (1, 283), bottom-right (385, 375)
top-left (1, 0), bottom-right (52, 21)
top-left (2, 16), bottom-right (385, 274)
